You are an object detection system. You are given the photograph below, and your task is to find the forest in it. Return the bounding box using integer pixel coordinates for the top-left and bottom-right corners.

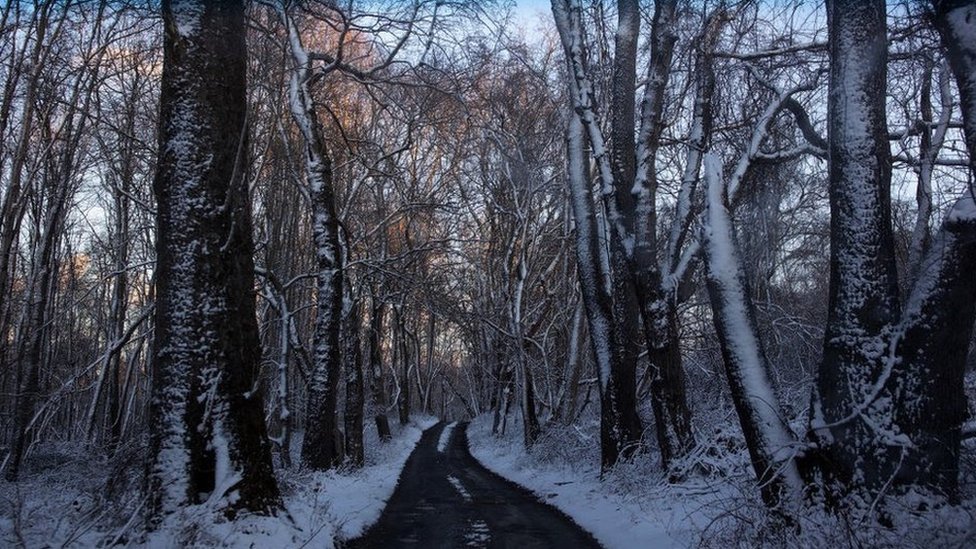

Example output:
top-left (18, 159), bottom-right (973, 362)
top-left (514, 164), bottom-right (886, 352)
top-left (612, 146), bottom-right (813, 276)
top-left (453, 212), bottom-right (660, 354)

top-left (1, 0), bottom-right (976, 547)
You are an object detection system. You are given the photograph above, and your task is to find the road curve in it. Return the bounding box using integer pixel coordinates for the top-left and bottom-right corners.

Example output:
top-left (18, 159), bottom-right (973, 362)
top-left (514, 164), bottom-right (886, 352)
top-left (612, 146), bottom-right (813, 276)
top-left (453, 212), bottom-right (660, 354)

top-left (345, 421), bottom-right (603, 549)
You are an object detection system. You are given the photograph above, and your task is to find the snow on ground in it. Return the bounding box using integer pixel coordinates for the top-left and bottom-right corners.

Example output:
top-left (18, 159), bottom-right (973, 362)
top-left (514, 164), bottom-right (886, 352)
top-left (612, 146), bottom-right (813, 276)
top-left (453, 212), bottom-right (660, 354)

top-left (299, 414), bottom-right (439, 543)
top-left (466, 414), bottom-right (720, 548)
top-left (447, 475), bottom-right (472, 502)
top-left (0, 415), bottom-right (438, 548)
top-left (0, 441), bottom-right (116, 548)
top-left (437, 421), bottom-right (457, 453)
top-left (469, 412), bottom-right (976, 548)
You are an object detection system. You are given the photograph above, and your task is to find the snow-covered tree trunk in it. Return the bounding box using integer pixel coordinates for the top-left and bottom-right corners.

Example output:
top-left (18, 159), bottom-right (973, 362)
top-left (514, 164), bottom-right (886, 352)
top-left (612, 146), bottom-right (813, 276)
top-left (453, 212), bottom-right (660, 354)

top-left (553, 0), bottom-right (644, 468)
top-left (890, 196), bottom-right (976, 498)
top-left (660, 10), bottom-right (728, 296)
top-left (701, 154), bottom-right (803, 510)
top-left (563, 110), bottom-right (635, 468)
top-left (934, 0), bottom-right (976, 167)
top-left (279, 7), bottom-right (345, 470)
top-left (647, 16), bottom-right (730, 466)
top-left (886, 1), bottom-right (976, 497)
top-left (555, 0), bottom-right (704, 468)
top-left (149, 0), bottom-right (279, 521)
top-left (633, 0), bottom-right (696, 468)
top-left (602, 0), bottom-right (645, 465)
top-left (806, 0), bottom-right (901, 503)
top-left (276, 292), bottom-right (293, 468)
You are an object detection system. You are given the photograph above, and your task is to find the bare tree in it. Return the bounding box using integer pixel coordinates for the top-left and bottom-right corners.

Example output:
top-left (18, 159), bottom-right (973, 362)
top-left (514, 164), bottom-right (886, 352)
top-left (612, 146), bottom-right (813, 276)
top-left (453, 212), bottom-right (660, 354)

top-left (275, 5), bottom-right (346, 471)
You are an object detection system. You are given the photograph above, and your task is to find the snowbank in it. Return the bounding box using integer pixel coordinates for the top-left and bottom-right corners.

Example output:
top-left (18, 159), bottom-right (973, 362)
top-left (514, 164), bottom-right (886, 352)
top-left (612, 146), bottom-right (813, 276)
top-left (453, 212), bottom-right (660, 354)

top-left (0, 416), bottom-right (438, 548)
top-left (465, 414), bottom-right (714, 548)
top-left (298, 415), bottom-right (439, 543)
top-left (467, 413), bottom-right (976, 548)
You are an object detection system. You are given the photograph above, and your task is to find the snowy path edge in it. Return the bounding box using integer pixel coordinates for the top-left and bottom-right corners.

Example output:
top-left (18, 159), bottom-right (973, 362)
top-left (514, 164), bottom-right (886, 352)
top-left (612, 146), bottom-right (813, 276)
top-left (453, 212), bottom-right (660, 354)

top-left (464, 416), bottom-right (688, 549)
top-left (324, 416), bottom-right (441, 542)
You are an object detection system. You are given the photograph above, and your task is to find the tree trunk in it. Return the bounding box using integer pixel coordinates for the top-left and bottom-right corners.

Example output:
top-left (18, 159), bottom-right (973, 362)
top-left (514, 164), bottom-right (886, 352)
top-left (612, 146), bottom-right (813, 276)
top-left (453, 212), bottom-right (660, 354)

top-left (148, 0), bottom-right (279, 521)
top-left (934, 0), bottom-right (976, 168)
top-left (520, 358), bottom-right (541, 447)
top-left (891, 198), bottom-right (976, 499)
top-left (805, 0), bottom-right (900, 504)
top-left (511, 247), bottom-right (540, 447)
top-left (275, 293), bottom-right (293, 468)
top-left (343, 294), bottom-right (365, 467)
top-left (421, 312), bottom-right (435, 413)
top-left (562, 108), bottom-right (635, 469)
top-left (368, 297), bottom-right (392, 440)
top-left (907, 60), bottom-right (950, 272)
top-left (395, 307), bottom-right (411, 426)
top-left (888, 0), bottom-right (976, 497)
top-left (558, 304), bottom-right (583, 423)
top-left (554, 0), bottom-right (703, 468)
top-left (490, 337), bottom-right (507, 435)
top-left (278, 7), bottom-right (345, 471)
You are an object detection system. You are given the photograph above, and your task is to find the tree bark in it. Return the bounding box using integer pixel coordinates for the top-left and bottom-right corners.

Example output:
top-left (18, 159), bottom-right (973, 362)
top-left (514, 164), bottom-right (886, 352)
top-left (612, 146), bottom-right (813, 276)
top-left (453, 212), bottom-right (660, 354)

top-left (934, 0), bottom-right (976, 167)
top-left (343, 293), bottom-right (365, 467)
top-left (805, 0), bottom-right (900, 504)
top-left (563, 109), bottom-right (635, 469)
top-left (891, 197), bottom-right (976, 498)
top-left (632, 0), bottom-right (696, 468)
top-left (369, 297), bottom-right (392, 441)
top-left (279, 6), bottom-right (345, 471)
top-left (395, 307), bottom-right (411, 426)
top-left (149, 0), bottom-right (279, 521)
top-left (552, 0), bottom-right (643, 468)
top-left (701, 154), bottom-right (803, 510)
top-left (885, 0), bottom-right (976, 497)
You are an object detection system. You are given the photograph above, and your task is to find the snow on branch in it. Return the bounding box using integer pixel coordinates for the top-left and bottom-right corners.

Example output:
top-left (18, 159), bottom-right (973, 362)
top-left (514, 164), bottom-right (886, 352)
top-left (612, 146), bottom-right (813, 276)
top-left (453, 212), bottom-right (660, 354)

top-left (667, 80), bottom-right (822, 287)
top-left (551, 0), bottom-right (630, 256)
top-left (714, 41), bottom-right (828, 61)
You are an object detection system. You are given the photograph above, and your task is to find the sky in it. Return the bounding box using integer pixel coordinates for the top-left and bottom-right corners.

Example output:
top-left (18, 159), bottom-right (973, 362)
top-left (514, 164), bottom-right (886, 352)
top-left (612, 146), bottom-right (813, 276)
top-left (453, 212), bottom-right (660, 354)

top-left (513, 0), bottom-right (551, 26)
